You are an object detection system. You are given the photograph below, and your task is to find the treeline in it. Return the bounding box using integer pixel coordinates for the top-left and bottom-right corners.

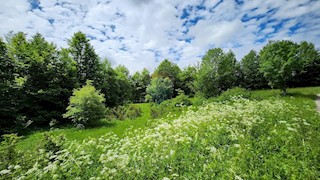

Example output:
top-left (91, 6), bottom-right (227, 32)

top-left (1, 31), bottom-right (320, 133)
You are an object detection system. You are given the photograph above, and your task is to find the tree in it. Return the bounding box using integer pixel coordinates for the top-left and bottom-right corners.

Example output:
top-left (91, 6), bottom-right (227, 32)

top-left (96, 59), bottom-right (121, 107)
top-left (0, 38), bottom-right (20, 133)
top-left (146, 78), bottom-right (173, 103)
top-left (178, 66), bottom-right (197, 96)
top-left (63, 81), bottom-right (106, 127)
top-left (114, 65), bottom-right (133, 104)
top-left (131, 68), bottom-right (151, 103)
top-left (194, 48), bottom-right (238, 97)
top-left (240, 50), bottom-right (268, 89)
top-left (68, 31), bottom-right (101, 86)
top-left (259, 40), bottom-right (300, 95)
top-left (2, 32), bottom-right (78, 128)
top-left (290, 41), bottom-right (320, 87)
top-left (153, 59), bottom-right (181, 96)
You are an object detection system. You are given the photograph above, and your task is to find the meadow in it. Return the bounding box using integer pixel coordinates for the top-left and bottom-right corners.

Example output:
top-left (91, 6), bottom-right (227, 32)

top-left (1, 86), bottom-right (320, 179)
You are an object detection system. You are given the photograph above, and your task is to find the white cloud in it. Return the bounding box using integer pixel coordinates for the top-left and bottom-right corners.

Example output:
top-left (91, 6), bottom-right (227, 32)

top-left (0, 0), bottom-right (319, 73)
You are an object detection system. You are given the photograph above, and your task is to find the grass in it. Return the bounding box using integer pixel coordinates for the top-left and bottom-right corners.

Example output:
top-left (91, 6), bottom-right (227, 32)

top-left (3, 86), bottom-right (320, 179)
top-left (251, 86), bottom-right (320, 100)
top-left (16, 86), bottom-right (320, 152)
top-left (16, 103), bottom-right (152, 151)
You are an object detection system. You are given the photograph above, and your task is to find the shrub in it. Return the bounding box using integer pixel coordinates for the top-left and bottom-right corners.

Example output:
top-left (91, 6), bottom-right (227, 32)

top-left (126, 105), bottom-right (142, 119)
top-left (213, 87), bottom-right (252, 102)
top-left (172, 93), bottom-right (192, 107)
top-left (150, 94), bottom-right (192, 119)
top-left (63, 80), bottom-right (106, 127)
top-left (40, 133), bottom-right (66, 154)
top-left (106, 105), bottom-right (142, 120)
top-left (0, 134), bottom-right (21, 169)
top-left (146, 78), bottom-right (173, 104)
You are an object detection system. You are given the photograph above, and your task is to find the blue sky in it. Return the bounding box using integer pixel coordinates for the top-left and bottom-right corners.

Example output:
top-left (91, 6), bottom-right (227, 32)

top-left (0, 0), bottom-right (319, 73)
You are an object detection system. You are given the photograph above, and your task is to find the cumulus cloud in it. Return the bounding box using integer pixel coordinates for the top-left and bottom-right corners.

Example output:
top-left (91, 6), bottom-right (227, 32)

top-left (0, 0), bottom-right (319, 73)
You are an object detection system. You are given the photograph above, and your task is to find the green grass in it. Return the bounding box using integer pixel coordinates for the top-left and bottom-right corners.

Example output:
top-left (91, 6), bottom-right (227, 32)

top-left (17, 86), bottom-right (320, 152)
top-left (3, 86), bottom-right (320, 179)
top-left (16, 103), bottom-right (152, 151)
top-left (251, 86), bottom-right (320, 99)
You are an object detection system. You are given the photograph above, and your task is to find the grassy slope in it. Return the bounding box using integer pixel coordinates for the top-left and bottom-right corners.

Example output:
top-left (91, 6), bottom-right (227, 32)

top-left (16, 103), bottom-right (152, 151)
top-left (17, 86), bottom-right (320, 151)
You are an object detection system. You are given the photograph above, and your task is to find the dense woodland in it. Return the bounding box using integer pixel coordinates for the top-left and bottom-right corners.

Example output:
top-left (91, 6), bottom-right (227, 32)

top-left (1, 31), bottom-right (320, 134)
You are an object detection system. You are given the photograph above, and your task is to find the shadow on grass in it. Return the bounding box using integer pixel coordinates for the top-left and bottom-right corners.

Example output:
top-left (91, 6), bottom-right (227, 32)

top-left (85, 119), bottom-right (116, 129)
top-left (13, 119), bottom-right (116, 138)
top-left (287, 92), bottom-right (318, 100)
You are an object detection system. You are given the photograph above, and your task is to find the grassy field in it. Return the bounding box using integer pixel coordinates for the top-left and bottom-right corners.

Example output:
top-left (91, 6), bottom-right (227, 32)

top-left (3, 86), bottom-right (319, 179)
top-left (16, 86), bottom-right (320, 151)
top-left (16, 103), bottom-right (152, 151)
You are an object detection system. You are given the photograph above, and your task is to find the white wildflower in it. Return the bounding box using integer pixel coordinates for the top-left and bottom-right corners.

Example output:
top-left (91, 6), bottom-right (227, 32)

top-left (0, 169), bottom-right (11, 175)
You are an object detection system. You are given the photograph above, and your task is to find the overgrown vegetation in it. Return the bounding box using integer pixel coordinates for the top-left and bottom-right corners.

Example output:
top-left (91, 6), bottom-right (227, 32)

top-left (105, 105), bottom-right (142, 120)
top-left (1, 89), bottom-right (320, 179)
top-left (0, 30), bottom-right (320, 179)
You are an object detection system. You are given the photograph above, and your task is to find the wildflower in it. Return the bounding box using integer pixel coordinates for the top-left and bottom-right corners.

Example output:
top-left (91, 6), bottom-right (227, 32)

top-left (287, 127), bottom-right (297, 132)
top-left (0, 169), bottom-right (11, 175)
top-left (14, 165), bottom-right (21, 170)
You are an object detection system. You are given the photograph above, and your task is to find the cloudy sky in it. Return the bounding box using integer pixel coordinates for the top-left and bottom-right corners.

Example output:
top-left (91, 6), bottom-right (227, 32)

top-left (1, 0), bottom-right (319, 73)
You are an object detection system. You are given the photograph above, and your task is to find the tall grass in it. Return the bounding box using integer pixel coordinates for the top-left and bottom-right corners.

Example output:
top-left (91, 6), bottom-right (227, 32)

top-left (2, 94), bottom-right (320, 179)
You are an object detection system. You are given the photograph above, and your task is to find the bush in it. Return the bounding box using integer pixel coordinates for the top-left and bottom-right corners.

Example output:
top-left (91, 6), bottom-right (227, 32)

top-left (213, 87), bottom-right (252, 102)
top-left (150, 95), bottom-right (192, 119)
top-left (0, 134), bottom-right (21, 168)
top-left (105, 105), bottom-right (142, 120)
top-left (172, 93), bottom-right (192, 107)
top-left (63, 80), bottom-right (106, 127)
top-left (146, 78), bottom-right (173, 104)
top-left (40, 133), bottom-right (66, 154)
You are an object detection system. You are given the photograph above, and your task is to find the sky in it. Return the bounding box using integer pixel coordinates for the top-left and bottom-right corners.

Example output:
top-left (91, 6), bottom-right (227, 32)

top-left (0, 0), bottom-right (320, 73)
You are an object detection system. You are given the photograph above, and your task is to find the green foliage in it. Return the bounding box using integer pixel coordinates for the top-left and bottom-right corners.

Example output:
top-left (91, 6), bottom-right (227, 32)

top-left (150, 94), bottom-right (192, 119)
top-left (146, 77), bottom-right (173, 103)
top-left (259, 40), bottom-right (300, 95)
top-left (1, 33), bottom-right (78, 131)
top-left (195, 48), bottom-right (238, 97)
top-left (0, 134), bottom-right (21, 167)
top-left (240, 50), bottom-right (268, 89)
top-left (172, 92), bottom-right (192, 107)
top-left (97, 59), bottom-right (123, 107)
top-left (105, 105), bottom-right (142, 120)
top-left (63, 81), bottom-right (106, 127)
top-left (153, 59), bottom-right (182, 96)
top-left (3, 93), bottom-right (320, 179)
top-left (150, 101), bottom-right (174, 119)
top-left (0, 38), bottom-right (19, 132)
top-left (213, 87), bottom-right (252, 102)
top-left (40, 133), bottom-right (66, 154)
top-left (131, 68), bottom-right (151, 103)
top-left (114, 65), bottom-right (133, 104)
top-left (290, 41), bottom-right (320, 87)
top-left (16, 103), bottom-right (152, 152)
top-left (68, 31), bottom-right (101, 86)
top-left (178, 66), bottom-right (197, 96)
